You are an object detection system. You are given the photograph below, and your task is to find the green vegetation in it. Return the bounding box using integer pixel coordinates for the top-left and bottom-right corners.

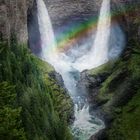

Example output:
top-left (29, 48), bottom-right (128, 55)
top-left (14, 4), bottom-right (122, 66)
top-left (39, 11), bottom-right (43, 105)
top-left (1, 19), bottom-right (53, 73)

top-left (0, 38), bottom-right (73, 140)
top-left (88, 60), bottom-right (116, 75)
top-left (106, 40), bottom-right (140, 140)
top-left (90, 36), bottom-right (140, 139)
top-left (108, 89), bottom-right (140, 140)
top-left (0, 82), bottom-right (26, 140)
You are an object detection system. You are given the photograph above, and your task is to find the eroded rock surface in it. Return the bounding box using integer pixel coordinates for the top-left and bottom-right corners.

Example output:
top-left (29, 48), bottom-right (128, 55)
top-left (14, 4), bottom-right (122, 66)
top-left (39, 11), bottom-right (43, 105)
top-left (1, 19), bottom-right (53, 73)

top-left (0, 0), bottom-right (34, 43)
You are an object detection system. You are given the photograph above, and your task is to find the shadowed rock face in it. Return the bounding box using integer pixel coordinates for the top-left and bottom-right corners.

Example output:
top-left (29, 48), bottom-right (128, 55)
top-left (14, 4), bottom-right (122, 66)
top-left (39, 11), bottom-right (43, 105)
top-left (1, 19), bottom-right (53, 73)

top-left (111, 0), bottom-right (140, 38)
top-left (1, 0), bottom-right (139, 44)
top-left (44, 0), bottom-right (102, 28)
top-left (27, 0), bottom-right (42, 56)
top-left (0, 0), bottom-right (34, 43)
top-left (45, 0), bottom-right (102, 47)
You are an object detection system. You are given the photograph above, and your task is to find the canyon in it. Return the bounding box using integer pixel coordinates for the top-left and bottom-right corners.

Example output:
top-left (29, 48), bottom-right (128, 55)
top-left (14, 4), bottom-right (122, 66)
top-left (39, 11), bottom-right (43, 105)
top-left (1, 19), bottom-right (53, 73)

top-left (0, 0), bottom-right (140, 140)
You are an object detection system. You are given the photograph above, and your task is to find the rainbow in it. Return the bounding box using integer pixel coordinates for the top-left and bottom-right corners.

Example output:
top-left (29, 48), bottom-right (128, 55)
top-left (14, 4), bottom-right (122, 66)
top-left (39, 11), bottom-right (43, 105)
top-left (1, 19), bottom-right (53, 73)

top-left (56, 16), bottom-right (98, 52)
top-left (54, 3), bottom-right (138, 53)
top-left (36, 3), bottom-right (138, 55)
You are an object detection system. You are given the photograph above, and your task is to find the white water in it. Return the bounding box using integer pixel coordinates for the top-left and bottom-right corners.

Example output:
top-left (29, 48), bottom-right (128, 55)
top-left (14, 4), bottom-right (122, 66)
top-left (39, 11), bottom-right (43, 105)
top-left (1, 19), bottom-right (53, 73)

top-left (37, 0), bottom-right (125, 139)
top-left (73, 0), bottom-right (111, 72)
top-left (37, 0), bottom-right (56, 61)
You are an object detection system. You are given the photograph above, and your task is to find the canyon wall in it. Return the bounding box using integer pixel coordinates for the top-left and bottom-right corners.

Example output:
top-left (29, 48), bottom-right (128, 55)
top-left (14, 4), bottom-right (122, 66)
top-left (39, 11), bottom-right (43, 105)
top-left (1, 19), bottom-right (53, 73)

top-left (79, 1), bottom-right (140, 139)
top-left (44, 0), bottom-right (102, 28)
top-left (0, 0), bottom-right (102, 44)
top-left (0, 0), bottom-right (33, 43)
top-left (1, 0), bottom-right (139, 43)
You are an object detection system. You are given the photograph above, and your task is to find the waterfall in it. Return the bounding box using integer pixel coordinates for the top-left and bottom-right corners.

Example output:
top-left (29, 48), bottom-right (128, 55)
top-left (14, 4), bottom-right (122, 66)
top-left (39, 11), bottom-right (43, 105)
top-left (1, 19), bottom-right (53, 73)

top-left (91, 0), bottom-right (111, 64)
top-left (37, 0), bottom-right (56, 61)
top-left (73, 0), bottom-right (111, 72)
top-left (36, 0), bottom-right (125, 139)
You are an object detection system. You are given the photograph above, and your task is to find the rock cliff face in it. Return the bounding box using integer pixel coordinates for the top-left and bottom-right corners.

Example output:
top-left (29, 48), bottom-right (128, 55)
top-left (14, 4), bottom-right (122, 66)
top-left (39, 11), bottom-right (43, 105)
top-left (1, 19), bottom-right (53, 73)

top-left (0, 0), bottom-right (33, 43)
top-left (44, 0), bottom-right (102, 28)
top-left (79, 0), bottom-right (140, 139)
top-left (112, 0), bottom-right (140, 38)
top-left (78, 0), bottom-right (140, 107)
top-left (1, 0), bottom-right (139, 45)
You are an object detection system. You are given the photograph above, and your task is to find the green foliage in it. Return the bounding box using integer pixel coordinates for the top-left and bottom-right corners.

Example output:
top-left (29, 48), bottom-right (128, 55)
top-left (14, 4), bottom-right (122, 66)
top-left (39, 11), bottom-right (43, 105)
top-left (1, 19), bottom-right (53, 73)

top-left (0, 39), bottom-right (72, 140)
top-left (106, 39), bottom-right (140, 140)
top-left (92, 37), bottom-right (140, 139)
top-left (108, 89), bottom-right (140, 140)
top-left (88, 60), bottom-right (115, 75)
top-left (0, 82), bottom-right (26, 140)
top-left (94, 38), bottom-right (139, 103)
top-left (0, 82), bottom-right (16, 106)
top-left (128, 48), bottom-right (140, 80)
top-left (46, 78), bottom-right (73, 121)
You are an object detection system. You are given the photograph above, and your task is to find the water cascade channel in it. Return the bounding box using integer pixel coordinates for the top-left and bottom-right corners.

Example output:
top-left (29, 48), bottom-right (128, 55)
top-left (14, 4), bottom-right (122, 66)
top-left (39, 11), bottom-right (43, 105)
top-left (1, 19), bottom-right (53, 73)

top-left (37, 0), bottom-right (125, 139)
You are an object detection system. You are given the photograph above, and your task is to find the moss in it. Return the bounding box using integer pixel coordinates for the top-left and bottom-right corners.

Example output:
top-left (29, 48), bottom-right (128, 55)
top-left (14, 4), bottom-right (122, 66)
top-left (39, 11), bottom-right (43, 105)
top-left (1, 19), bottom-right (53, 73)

top-left (96, 38), bottom-right (140, 100)
top-left (0, 40), bottom-right (73, 140)
top-left (32, 55), bottom-right (54, 73)
top-left (88, 32), bottom-right (140, 139)
top-left (105, 40), bottom-right (140, 139)
top-left (108, 89), bottom-right (140, 140)
top-left (88, 60), bottom-right (116, 75)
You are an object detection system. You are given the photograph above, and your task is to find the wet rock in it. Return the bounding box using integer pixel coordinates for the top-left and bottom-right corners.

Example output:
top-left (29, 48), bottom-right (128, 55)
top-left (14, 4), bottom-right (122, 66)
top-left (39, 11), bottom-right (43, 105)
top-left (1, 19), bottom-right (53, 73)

top-left (77, 70), bottom-right (109, 106)
top-left (90, 129), bottom-right (108, 140)
top-left (49, 71), bottom-right (66, 88)
top-left (78, 70), bottom-right (109, 88)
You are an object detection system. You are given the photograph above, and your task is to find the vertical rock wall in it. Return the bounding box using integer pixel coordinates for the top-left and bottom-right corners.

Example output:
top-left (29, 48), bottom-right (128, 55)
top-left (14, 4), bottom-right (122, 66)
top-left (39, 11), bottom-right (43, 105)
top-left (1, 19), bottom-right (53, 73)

top-left (112, 0), bottom-right (140, 39)
top-left (0, 0), bottom-right (34, 44)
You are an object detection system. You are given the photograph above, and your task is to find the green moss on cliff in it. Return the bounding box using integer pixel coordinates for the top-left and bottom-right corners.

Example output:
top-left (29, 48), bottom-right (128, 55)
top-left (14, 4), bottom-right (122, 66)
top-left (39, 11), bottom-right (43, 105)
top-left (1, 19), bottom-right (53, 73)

top-left (88, 60), bottom-right (115, 76)
top-left (108, 89), bottom-right (140, 140)
top-left (0, 39), bottom-right (73, 140)
top-left (106, 40), bottom-right (140, 139)
top-left (93, 38), bottom-right (140, 139)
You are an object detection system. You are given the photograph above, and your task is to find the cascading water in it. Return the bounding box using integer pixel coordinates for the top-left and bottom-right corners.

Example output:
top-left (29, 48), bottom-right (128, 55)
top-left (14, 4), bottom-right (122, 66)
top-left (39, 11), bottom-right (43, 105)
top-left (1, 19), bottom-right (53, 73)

top-left (37, 0), bottom-right (56, 61)
top-left (37, 0), bottom-right (125, 139)
top-left (73, 0), bottom-right (111, 72)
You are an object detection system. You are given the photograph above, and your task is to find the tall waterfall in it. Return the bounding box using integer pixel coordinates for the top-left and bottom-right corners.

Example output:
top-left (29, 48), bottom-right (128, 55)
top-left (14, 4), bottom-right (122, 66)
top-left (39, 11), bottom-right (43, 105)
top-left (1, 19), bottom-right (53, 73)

top-left (73, 0), bottom-right (111, 72)
top-left (37, 0), bottom-right (125, 139)
top-left (37, 0), bottom-right (56, 61)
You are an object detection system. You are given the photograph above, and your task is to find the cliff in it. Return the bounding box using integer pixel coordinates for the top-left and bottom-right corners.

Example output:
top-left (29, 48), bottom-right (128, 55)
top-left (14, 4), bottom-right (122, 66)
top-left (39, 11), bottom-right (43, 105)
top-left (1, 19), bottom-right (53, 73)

top-left (44, 0), bottom-right (102, 27)
top-left (1, 0), bottom-right (139, 47)
top-left (79, 0), bottom-right (140, 139)
top-left (0, 0), bottom-right (34, 43)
